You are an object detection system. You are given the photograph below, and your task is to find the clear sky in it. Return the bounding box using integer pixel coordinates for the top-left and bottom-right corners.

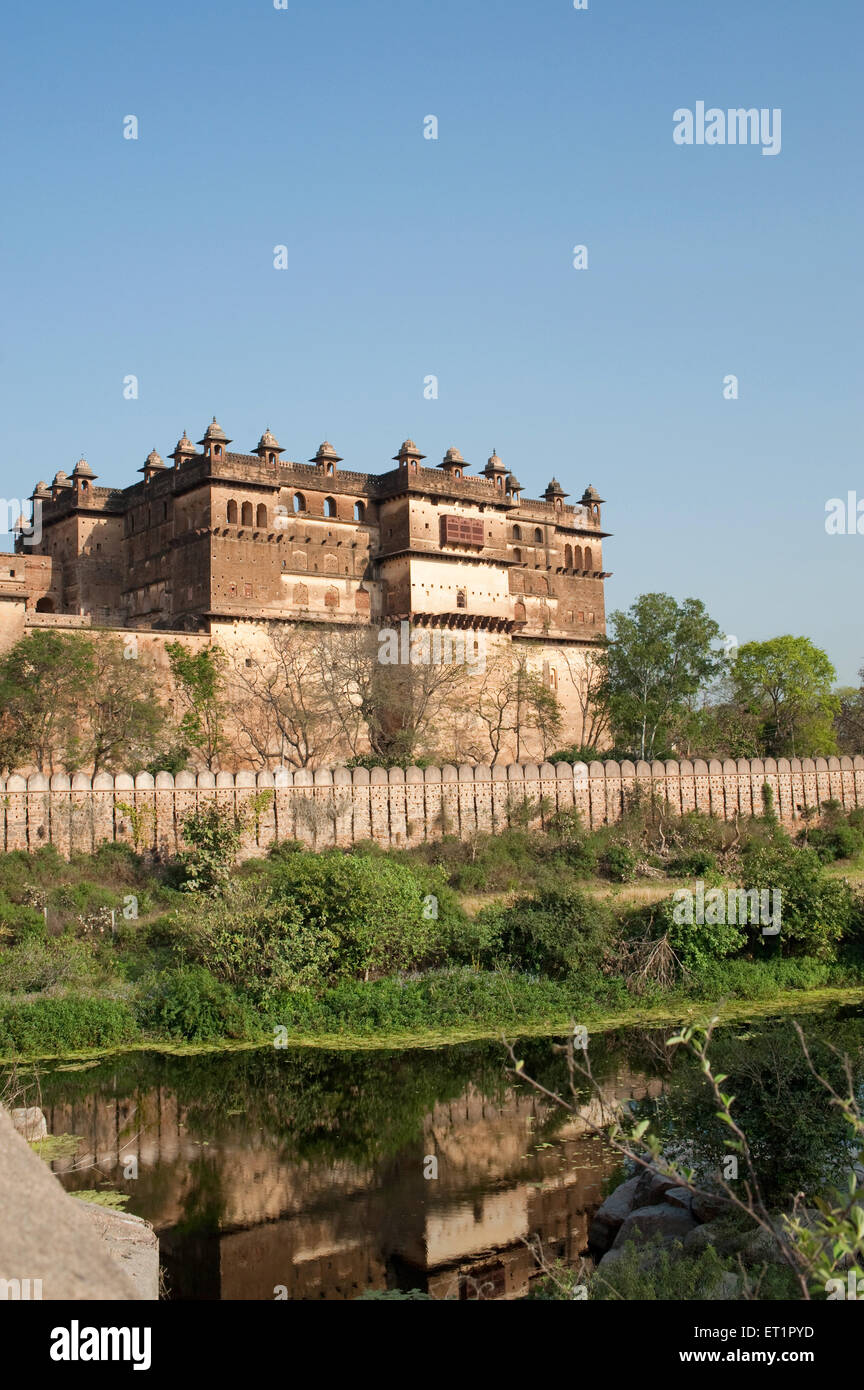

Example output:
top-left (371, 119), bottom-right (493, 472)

top-left (1, 0), bottom-right (861, 680)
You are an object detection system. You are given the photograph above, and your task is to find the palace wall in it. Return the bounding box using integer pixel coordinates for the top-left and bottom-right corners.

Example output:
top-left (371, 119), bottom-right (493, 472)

top-left (2, 756), bottom-right (861, 859)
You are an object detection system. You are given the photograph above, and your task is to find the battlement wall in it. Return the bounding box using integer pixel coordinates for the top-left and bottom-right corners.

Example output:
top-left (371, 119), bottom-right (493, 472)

top-left (2, 756), bottom-right (862, 858)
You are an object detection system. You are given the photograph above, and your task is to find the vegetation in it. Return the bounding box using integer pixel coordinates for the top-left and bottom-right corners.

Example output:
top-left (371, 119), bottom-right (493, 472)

top-left (0, 789), bottom-right (862, 1058)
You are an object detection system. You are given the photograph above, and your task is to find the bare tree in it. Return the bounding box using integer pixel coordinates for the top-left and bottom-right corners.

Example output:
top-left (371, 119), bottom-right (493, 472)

top-left (230, 623), bottom-right (341, 769)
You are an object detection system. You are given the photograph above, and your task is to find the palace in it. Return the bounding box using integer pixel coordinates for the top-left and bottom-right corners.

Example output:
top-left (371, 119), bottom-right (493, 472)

top-left (0, 419), bottom-right (612, 754)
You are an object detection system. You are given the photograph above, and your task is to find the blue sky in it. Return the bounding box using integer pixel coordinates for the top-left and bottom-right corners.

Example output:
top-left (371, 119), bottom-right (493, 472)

top-left (1, 0), bottom-right (862, 680)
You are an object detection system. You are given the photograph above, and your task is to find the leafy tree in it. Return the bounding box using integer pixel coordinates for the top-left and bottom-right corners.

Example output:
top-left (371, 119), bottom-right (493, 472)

top-left (834, 669), bottom-right (864, 754)
top-left (731, 636), bottom-right (839, 757)
top-left (602, 594), bottom-right (725, 759)
top-left (166, 642), bottom-right (228, 770)
top-left (0, 631), bottom-right (166, 774)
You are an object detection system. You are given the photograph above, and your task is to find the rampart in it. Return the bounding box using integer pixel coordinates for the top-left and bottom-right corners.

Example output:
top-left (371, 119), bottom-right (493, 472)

top-left (2, 756), bottom-right (863, 858)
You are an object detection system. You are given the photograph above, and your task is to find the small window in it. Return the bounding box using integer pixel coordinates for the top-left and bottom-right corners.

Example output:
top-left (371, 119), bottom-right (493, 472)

top-left (512, 525), bottom-right (522, 540)
top-left (549, 667), bottom-right (558, 691)
top-left (574, 545), bottom-right (583, 570)
top-left (227, 500), bottom-right (238, 524)
top-left (564, 544), bottom-right (573, 569)
top-left (324, 497), bottom-right (336, 518)
top-left (326, 463), bottom-right (334, 476)
top-left (354, 501), bottom-right (364, 522)
top-left (293, 493), bottom-right (306, 514)
top-left (584, 546), bottom-right (593, 571)
top-left (513, 547), bottom-right (522, 564)
top-left (256, 503), bottom-right (267, 527)
top-left (456, 589), bottom-right (467, 610)
top-left (534, 528), bottom-right (543, 543)
top-left (214, 445), bottom-right (222, 457)
top-left (241, 502), bottom-right (253, 526)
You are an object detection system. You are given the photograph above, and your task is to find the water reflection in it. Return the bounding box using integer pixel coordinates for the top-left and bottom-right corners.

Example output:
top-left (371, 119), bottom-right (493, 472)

top-left (27, 1010), bottom-right (864, 1300)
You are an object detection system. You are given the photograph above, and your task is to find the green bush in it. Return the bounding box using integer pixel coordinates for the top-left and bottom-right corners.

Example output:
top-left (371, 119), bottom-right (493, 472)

top-left (0, 937), bottom-right (102, 993)
top-left (170, 877), bottom-right (339, 1000)
top-left (473, 888), bottom-right (617, 979)
top-left (0, 995), bottom-right (137, 1055)
top-left (600, 844), bottom-right (637, 882)
top-left (739, 838), bottom-right (855, 959)
top-left (135, 965), bottom-right (253, 1042)
top-left (267, 851), bottom-right (439, 978)
top-left (179, 805), bottom-right (242, 894)
top-left (0, 891), bottom-right (45, 942)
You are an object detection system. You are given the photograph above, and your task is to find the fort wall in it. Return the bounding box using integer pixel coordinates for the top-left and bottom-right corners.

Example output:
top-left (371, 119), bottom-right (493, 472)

top-left (3, 756), bottom-right (862, 859)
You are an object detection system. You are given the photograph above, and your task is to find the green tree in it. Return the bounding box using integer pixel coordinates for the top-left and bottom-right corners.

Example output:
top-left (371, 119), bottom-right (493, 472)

top-left (0, 630), bottom-right (166, 774)
top-left (166, 642), bottom-right (228, 770)
top-left (731, 636), bottom-right (839, 757)
top-left (603, 594), bottom-right (725, 759)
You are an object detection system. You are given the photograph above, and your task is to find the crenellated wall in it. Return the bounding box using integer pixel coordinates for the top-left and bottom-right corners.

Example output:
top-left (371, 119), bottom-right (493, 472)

top-left (2, 756), bottom-right (864, 859)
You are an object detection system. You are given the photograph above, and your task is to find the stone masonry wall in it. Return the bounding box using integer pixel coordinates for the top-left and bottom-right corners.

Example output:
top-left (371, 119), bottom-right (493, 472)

top-left (2, 756), bottom-right (863, 859)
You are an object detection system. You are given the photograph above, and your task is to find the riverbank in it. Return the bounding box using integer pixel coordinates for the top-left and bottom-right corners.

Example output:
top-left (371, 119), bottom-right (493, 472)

top-left (4, 982), bottom-right (862, 1066)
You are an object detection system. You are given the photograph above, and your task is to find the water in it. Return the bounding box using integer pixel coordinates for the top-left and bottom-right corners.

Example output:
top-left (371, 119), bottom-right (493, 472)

top-left (19, 1006), bottom-right (864, 1300)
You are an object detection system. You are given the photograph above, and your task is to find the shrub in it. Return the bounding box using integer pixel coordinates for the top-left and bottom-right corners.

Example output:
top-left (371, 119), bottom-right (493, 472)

top-left (135, 966), bottom-right (252, 1042)
top-left (267, 851), bottom-right (439, 979)
top-left (474, 888), bottom-right (617, 979)
top-left (171, 877), bottom-right (339, 1000)
top-left (0, 938), bottom-right (100, 993)
top-left (0, 891), bottom-right (45, 942)
top-left (600, 843), bottom-right (637, 882)
top-left (0, 995), bottom-right (137, 1056)
top-left (179, 805), bottom-right (242, 894)
top-left (739, 839), bottom-right (855, 959)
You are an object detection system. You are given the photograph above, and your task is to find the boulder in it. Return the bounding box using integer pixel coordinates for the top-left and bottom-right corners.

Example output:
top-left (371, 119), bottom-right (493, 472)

top-left (705, 1271), bottom-right (742, 1301)
top-left (691, 1189), bottom-right (733, 1224)
top-left (11, 1107), bottom-right (47, 1142)
top-left (612, 1202), bottom-right (697, 1250)
top-left (632, 1166), bottom-right (680, 1209)
top-left (663, 1186), bottom-right (693, 1211)
top-left (587, 1175), bottom-right (641, 1253)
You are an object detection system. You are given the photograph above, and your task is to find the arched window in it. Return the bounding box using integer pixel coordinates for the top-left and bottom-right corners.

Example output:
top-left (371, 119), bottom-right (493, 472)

top-left (534, 527), bottom-right (543, 543)
top-left (584, 546), bottom-right (593, 571)
top-left (574, 545), bottom-right (583, 570)
top-left (354, 501), bottom-right (365, 522)
top-left (256, 503), bottom-right (267, 527)
top-left (226, 500), bottom-right (238, 524)
top-left (241, 501), bottom-right (253, 526)
top-left (326, 463), bottom-right (334, 476)
top-left (214, 445), bottom-right (222, 457)
top-left (512, 524), bottom-right (521, 540)
top-left (35, 596), bottom-right (54, 613)
top-left (564, 544), bottom-right (573, 569)
top-left (513, 547), bottom-right (522, 564)
top-left (456, 588), bottom-right (467, 609)
top-left (293, 583), bottom-right (308, 605)
top-left (514, 599), bottom-right (526, 623)
top-left (293, 493), bottom-right (306, 514)
top-left (324, 497), bottom-right (336, 518)
top-left (325, 586), bottom-right (340, 609)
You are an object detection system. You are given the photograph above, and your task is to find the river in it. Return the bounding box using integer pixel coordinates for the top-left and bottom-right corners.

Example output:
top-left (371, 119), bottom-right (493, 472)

top-left (15, 1003), bottom-right (864, 1300)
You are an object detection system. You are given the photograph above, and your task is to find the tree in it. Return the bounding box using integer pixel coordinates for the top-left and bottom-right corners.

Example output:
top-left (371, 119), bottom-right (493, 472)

top-left (0, 630), bottom-right (92, 772)
top-left (310, 623), bottom-right (467, 765)
top-left (731, 636), bottom-right (839, 758)
top-left (603, 594), bottom-right (725, 760)
top-left (64, 635), bottom-right (167, 774)
top-left (472, 649), bottom-right (563, 763)
top-left (230, 623), bottom-right (339, 769)
top-left (165, 642), bottom-right (229, 771)
top-left (0, 630), bottom-right (167, 774)
top-left (834, 668), bottom-right (864, 755)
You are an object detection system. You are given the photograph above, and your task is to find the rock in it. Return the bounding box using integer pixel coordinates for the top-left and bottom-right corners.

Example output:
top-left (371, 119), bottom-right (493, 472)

top-left (73, 1201), bottom-right (160, 1300)
top-left (587, 1175), bottom-right (641, 1253)
top-left (705, 1271), bottom-right (742, 1301)
top-left (740, 1227), bottom-right (786, 1267)
top-left (11, 1107), bottom-right (47, 1142)
top-left (664, 1186), bottom-right (693, 1211)
top-left (632, 1166), bottom-right (680, 1209)
top-left (683, 1223), bottom-right (718, 1255)
top-left (691, 1189), bottom-right (733, 1224)
top-left (612, 1202), bottom-right (697, 1250)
